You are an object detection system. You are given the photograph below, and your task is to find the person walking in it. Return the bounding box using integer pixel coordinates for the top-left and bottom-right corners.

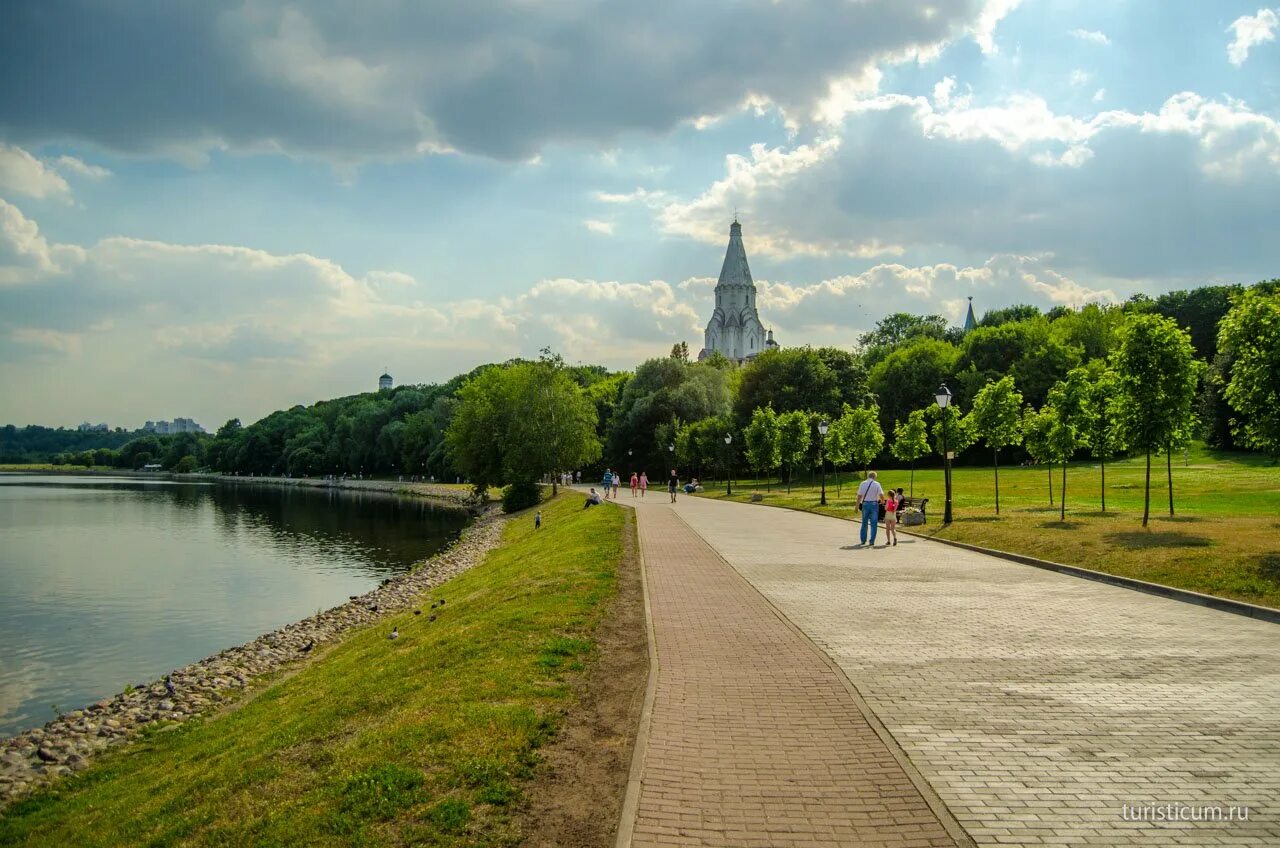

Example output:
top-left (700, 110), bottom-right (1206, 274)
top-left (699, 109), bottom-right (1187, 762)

top-left (639, 471), bottom-right (649, 497)
top-left (602, 468), bottom-right (614, 499)
top-left (668, 469), bottom-right (679, 503)
top-left (611, 471), bottom-right (621, 499)
top-left (882, 488), bottom-right (899, 547)
top-left (630, 471), bottom-right (639, 497)
top-left (855, 471), bottom-right (884, 547)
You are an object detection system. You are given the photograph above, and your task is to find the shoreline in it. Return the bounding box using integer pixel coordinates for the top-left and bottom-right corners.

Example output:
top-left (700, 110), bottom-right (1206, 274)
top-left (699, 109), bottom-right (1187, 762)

top-left (0, 502), bottom-right (507, 808)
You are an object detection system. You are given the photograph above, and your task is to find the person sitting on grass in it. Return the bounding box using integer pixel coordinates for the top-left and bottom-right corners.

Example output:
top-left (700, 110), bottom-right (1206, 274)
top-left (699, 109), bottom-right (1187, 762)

top-left (583, 488), bottom-right (603, 509)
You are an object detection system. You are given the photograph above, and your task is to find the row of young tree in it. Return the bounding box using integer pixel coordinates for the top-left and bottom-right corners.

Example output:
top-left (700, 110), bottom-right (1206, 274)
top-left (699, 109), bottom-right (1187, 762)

top-left (666, 288), bottom-right (1278, 526)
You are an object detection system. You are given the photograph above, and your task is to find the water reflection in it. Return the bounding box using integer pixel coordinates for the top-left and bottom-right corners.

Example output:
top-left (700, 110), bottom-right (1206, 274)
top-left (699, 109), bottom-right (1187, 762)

top-left (0, 475), bottom-right (467, 736)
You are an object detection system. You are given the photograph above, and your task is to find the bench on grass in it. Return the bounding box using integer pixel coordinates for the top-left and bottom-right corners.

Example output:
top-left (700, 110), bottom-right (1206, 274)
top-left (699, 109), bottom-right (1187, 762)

top-left (896, 496), bottom-right (929, 524)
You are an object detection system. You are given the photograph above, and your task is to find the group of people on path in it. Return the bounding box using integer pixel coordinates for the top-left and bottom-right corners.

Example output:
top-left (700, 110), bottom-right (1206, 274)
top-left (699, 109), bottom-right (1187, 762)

top-left (854, 471), bottom-right (906, 548)
top-left (584, 467), bottom-right (687, 508)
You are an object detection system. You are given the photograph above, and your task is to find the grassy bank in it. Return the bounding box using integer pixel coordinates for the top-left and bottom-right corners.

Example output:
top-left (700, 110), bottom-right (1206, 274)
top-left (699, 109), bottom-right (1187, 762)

top-left (0, 494), bottom-right (628, 847)
top-left (701, 444), bottom-right (1280, 609)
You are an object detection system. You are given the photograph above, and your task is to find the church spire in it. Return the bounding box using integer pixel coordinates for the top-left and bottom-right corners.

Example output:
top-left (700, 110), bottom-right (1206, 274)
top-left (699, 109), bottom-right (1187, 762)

top-left (717, 219), bottom-right (754, 290)
top-left (963, 296), bottom-right (977, 333)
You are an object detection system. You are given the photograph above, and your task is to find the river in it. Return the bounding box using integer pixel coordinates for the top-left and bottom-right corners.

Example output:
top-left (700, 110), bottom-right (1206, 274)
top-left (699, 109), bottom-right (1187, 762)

top-left (0, 475), bottom-right (468, 737)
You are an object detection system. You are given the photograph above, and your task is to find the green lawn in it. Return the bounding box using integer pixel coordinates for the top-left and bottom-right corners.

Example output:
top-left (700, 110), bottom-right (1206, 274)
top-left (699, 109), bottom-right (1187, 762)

top-left (701, 444), bottom-right (1280, 609)
top-left (0, 494), bottom-right (628, 847)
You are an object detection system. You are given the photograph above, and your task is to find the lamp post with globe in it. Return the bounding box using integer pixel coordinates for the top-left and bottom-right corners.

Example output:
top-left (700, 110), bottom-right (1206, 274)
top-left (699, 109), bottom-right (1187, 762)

top-left (935, 385), bottom-right (954, 524)
top-left (817, 420), bottom-right (830, 506)
top-left (723, 433), bottom-right (733, 496)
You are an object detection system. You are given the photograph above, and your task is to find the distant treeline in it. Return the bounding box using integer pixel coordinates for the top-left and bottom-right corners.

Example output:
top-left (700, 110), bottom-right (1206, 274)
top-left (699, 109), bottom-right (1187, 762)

top-left (11, 280), bottom-right (1278, 480)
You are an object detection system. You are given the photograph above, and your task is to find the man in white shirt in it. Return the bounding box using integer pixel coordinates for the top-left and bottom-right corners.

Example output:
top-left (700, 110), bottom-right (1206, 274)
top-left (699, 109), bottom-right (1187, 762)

top-left (855, 471), bottom-right (884, 547)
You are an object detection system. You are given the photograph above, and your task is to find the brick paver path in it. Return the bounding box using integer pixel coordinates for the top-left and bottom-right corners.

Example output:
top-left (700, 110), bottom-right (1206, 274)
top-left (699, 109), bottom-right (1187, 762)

top-left (666, 495), bottom-right (1280, 846)
top-left (626, 500), bottom-right (960, 848)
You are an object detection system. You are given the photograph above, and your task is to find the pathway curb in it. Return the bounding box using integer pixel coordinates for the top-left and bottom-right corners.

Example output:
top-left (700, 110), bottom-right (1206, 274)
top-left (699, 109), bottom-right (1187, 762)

top-left (900, 529), bottom-right (1280, 625)
top-left (612, 503), bottom-right (658, 848)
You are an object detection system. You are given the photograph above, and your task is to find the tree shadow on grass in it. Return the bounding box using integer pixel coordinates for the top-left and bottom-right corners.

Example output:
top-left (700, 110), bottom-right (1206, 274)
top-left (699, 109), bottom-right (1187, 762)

top-left (1103, 530), bottom-right (1213, 549)
top-left (1256, 554), bottom-right (1280, 581)
top-left (1040, 520), bottom-right (1086, 530)
top-left (959, 516), bottom-right (1002, 523)
top-left (1155, 515), bottom-right (1205, 523)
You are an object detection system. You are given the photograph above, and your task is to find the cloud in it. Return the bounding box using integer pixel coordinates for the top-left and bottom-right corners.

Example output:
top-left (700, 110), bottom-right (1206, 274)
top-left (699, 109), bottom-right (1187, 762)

top-left (0, 0), bottom-right (1023, 163)
top-left (1227, 8), bottom-right (1278, 66)
top-left (583, 219), bottom-right (615, 235)
top-left (0, 199), bottom-right (85, 284)
top-left (0, 144), bottom-right (71, 199)
top-left (644, 90), bottom-right (1280, 283)
top-left (1070, 29), bottom-right (1111, 46)
top-left (10, 327), bottom-right (82, 355)
top-left (52, 155), bottom-right (111, 179)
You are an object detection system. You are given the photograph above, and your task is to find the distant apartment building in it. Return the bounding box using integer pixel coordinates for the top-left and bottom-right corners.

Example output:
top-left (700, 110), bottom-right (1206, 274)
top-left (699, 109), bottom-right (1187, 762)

top-left (143, 418), bottom-right (206, 435)
top-left (77, 421), bottom-right (109, 432)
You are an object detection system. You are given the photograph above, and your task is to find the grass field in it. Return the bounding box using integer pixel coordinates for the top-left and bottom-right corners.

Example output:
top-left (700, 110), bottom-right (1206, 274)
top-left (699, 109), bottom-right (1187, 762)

top-left (0, 494), bottom-right (629, 847)
top-left (700, 444), bottom-right (1280, 609)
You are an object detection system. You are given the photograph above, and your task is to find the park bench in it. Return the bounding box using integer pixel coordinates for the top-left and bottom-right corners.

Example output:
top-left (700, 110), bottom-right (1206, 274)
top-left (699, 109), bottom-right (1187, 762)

top-left (896, 496), bottom-right (929, 524)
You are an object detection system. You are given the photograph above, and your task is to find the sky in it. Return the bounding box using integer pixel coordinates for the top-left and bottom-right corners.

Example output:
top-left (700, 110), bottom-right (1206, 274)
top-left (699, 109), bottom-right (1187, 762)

top-left (1, 1), bottom-right (1278, 430)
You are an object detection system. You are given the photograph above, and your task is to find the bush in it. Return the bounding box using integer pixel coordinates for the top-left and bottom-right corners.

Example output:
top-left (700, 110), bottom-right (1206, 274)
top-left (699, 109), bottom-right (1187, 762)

top-left (501, 481), bottom-right (543, 513)
top-left (173, 456), bottom-right (198, 474)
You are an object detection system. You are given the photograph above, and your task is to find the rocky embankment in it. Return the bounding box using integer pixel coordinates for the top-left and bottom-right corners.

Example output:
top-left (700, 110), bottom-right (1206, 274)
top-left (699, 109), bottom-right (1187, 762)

top-left (0, 507), bottom-right (507, 808)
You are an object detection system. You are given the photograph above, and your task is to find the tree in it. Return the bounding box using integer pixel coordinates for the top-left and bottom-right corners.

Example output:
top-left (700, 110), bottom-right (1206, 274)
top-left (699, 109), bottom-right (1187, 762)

top-left (743, 406), bottom-right (781, 491)
top-left (926, 404), bottom-right (976, 458)
top-left (1079, 367), bottom-right (1125, 512)
top-left (823, 412), bottom-right (853, 496)
top-left (670, 341), bottom-right (690, 362)
top-left (1112, 313), bottom-right (1201, 526)
top-left (606, 357), bottom-right (731, 476)
top-left (979, 304), bottom-right (1042, 327)
top-left (890, 410), bottom-right (929, 497)
top-left (842, 405), bottom-right (884, 479)
top-left (447, 362), bottom-right (601, 497)
top-left (775, 410), bottom-right (811, 493)
top-left (733, 347), bottom-right (869, 425)
top-left (1042, 405), bottom-right (1082, 521)
top-left (868, 338), bottom-right (961, 436)
top-left (969, 376), bottom-right (1023, 514)
top-left (1022, 406), bottom-right (1057, 505)
top-left (1218, 288), bottom-right (1280, 462)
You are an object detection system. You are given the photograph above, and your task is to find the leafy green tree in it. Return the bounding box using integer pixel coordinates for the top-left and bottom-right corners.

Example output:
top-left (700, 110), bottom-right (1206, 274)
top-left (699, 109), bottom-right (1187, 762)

top-left (842, 405), bottom-right (884, 479)
top-left (969, 376), bottom-right (1023, 514)
top-left (979, 304), bottom-right (1042, 327)
top-left (926, 404), bottom-right (976, 458)
top-left (744, 406), bottom-right (781, 491)
top-left (606, 357), bottom-right (730, 476)
top-left (1041, 405), bottom-right (1082, 521)
top-left (503, 362), bottom-right (602, 495)
top-left (775, 410), bottom-right (811, 493)
top-left (676, 415), bottom-right (731, 480)
top-left (1217, 287), bottom-right (1280, 462)
top-left (868, 337), bottom-right (961, 435)
top-left (823, 412), bottom-right (853, 496)
top-left (1021, 406), bottom-right (1057, 505)
top-left (733, 347), bottom-right (869, 425)
top-left (890, 410), bottom-right (929, 497)
top-left (1078, 367), bottom-right (1125, 511)
top-left (1112, 313), bottom-right (1201, 526)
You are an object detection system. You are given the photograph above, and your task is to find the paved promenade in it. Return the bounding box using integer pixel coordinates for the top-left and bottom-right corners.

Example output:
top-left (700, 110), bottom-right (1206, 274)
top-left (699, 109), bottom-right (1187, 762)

top-left (619, 493), bottom-right (1280, 847)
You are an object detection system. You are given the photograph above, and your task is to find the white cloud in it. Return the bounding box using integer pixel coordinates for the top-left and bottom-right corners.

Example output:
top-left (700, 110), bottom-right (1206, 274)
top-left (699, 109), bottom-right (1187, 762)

top-left (10, 327), bottom-right (82, 355)
top-left (0, 199), bottom-right (85, 284)
top-left (1070, 29), bottom-right (1111, 46)
top-left (583, 219), bottom-right (615, 235)
top-left (1227, 8), bottom-right (1278, 66)
top-left (933, 76), bottom-right (957, 108)
top-left (971, 0), bottom-right (1025, 54)
top-left (0, 144), bottom-right (71, 200)
top-left (1092, 88), bottom-right (1106, 103)
top-left (1068, 69), bottom-right (1091, 87)
top-left (53, 156), bottom-right (111, 180)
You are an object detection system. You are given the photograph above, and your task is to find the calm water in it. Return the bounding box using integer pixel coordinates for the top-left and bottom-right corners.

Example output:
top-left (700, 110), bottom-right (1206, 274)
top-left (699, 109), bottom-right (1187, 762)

top-left (0, 475), bottom-right (468, 737)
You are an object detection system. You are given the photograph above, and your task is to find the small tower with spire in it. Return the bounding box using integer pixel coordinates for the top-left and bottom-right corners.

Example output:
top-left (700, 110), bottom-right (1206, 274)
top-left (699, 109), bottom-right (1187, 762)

top-left (378, 369), bottom-right (393, 391)
top-left (963, 297), bottom-right (977, 334)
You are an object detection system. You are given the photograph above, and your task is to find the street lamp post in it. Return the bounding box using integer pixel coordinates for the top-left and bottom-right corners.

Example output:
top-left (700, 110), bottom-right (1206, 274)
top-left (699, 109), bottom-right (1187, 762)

top-left (935, 384), bottom-right (954, 524)
top-left (817, 420), bottom-right (830, 506)
top-left (723, 433), bottom-right (733, 496)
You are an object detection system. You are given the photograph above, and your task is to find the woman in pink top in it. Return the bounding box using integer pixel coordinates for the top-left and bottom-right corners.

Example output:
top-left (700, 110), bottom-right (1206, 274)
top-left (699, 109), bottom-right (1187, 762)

top-left (630, 472), bottom-right (639, 497)
top-left (639, 471), bottom-right (649, 497)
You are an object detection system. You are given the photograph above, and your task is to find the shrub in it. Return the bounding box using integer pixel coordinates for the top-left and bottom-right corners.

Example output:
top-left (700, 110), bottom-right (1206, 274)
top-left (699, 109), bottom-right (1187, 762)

top-left (173, 456), bottom-right (198, 474)
top-left (501, 481), bottom-right (542, 513)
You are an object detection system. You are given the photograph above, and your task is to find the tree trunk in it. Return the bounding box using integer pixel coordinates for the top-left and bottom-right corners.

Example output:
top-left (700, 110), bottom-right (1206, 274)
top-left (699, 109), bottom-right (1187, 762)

top-left (1060, 461), bottom-right (1066, 522)
top-left (909, 461), bottom-right (915, 498)
top-left (1142, 449), bottom-right (1151, 527)
top-left (993, 447), bottom-right (1001, 515)
top-left (1048, 463), bottom-right (1054, 505)
top-left (1100, 459), bottom-right (1106, 513)
top-left (1167, 449), bottom-right (1175, 517)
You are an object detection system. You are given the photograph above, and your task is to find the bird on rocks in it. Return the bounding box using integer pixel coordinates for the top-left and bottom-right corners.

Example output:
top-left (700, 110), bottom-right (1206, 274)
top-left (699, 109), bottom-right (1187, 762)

top-left (414, 610), bottom-right (422, 616)
top-left (428, 614), bottom-right (437, 622)
top-left (164, 676), bottom-right (176, 696)
top-left (389, 628), bottom-right (399, 640)
top-left (301, 639), bottom-right (315, 653)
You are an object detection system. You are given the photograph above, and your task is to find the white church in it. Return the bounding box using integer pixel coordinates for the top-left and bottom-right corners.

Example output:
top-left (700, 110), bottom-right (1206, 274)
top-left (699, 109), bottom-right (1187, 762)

top-left (698, 220), bottom-right (779, 363)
